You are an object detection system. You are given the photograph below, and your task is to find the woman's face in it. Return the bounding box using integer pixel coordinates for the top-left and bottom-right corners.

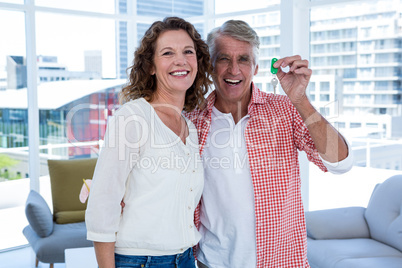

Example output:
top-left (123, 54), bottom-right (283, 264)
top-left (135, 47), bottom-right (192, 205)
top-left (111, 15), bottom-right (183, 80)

top-left (151, 29), bottom-right (198, 97)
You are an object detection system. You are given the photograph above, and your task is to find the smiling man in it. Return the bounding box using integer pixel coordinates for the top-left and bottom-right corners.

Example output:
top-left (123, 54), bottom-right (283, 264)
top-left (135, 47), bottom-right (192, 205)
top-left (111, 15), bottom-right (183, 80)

top-left (186, 20), bottom-right (354, 268)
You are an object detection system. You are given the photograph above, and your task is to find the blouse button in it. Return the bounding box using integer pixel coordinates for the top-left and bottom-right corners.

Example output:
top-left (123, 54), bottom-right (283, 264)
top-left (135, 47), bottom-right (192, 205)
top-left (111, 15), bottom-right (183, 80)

top-left (190, 188), bottom-right (193, 192)
top-left (189, 225), bottom-right (193, 229)
top-left (188, 206), bottom-right (191, 210)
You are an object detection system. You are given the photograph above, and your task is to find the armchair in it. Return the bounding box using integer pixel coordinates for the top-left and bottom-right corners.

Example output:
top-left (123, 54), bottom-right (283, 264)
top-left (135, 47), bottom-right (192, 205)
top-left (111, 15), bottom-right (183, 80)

top-left (22, 158), bottom-right (97, 268)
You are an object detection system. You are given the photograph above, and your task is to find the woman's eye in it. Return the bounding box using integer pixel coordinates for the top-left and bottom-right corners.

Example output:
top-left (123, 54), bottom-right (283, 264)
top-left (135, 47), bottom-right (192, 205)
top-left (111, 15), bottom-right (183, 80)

top-left (185, 50), bottom-right (195, 54)
top-left (162, 51), bottom-right (173, 56)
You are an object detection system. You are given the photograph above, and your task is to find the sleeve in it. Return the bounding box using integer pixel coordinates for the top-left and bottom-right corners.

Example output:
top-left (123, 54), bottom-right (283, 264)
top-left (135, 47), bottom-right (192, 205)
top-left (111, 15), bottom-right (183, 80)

top-left (291, 102), bottom-right (328, 172)
top-left (319, 138), bottom-right (354, 174)
top-left (85, 103), bottom-right (145, 242)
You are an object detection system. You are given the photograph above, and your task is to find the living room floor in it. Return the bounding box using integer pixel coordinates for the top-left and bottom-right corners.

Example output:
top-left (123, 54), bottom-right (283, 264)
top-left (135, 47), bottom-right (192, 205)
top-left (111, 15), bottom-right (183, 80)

top-left (0, 246), bottom-right (66, 268)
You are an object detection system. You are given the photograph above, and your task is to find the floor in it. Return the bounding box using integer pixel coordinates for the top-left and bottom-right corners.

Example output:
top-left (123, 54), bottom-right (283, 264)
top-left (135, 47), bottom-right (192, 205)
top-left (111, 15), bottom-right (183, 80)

top-left (0, 246), bottom-right (66, 268)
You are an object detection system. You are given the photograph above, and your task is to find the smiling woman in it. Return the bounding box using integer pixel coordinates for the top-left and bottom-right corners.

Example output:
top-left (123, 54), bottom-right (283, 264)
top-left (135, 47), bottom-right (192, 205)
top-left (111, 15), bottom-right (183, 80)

top-left (85, 17), bottom-right (212, 268)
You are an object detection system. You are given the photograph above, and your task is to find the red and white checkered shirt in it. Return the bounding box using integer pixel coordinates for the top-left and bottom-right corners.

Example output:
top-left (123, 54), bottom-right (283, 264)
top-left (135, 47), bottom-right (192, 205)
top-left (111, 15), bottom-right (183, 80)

top-left (186, 84), bottom-right (328, 267)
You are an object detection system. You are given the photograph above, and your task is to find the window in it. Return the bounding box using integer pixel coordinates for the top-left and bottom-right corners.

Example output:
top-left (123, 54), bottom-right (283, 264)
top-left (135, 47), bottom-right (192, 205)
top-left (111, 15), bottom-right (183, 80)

top-left (320, 94), bottom-right (330, 102)
top-left (2, 0), bottom-right (401, 247)
top-left (320, 82), bottom-right (330, 92)
top-left (0, 9), bottom-right (28, 250)
top-left (0, 0), bottom-right (220, 251)
top-left (361, 27), bottom-right (371, 38)
top-left (310, 0), bottom-right (402, 179)
top-left (36, 0), bottom-right (116, 14)
top-left (360, 82), bottom-right (371, 91)
top-left (342, 55), bottom-right (356, 65)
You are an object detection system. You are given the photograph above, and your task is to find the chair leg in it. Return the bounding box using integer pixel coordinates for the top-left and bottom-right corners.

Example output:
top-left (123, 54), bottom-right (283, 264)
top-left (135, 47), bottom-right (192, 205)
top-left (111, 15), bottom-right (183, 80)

top-left (35, 257), bottom-right (39, 267)
top-left (50, 264), bottom-right (54, 268)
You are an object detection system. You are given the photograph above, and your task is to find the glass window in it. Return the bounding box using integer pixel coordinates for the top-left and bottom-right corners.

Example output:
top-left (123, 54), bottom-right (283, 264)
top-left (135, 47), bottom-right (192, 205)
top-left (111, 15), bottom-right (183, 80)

top-left (342, 42), bottom-right (356, 52)
top-left (343, 68), bottom-right (357, 78)
top-left (320, 94), bottom-right (330, 102)
top-left (375, 53), bottom-right (391, 63)
top-left (320, 82), bottom-right (330, 92)
top-left (310, 0), bottom-right (402, 177)
top-left (344, 82), bottom-right (355, 91)
top-left (342, 55), bottom-right (356, 65)
top-left (215, 0), bottom-right (280, 14)
top-left (35, 0), bottom-right (116, 14)
top-left (328, 56), bottom-right (340, 65)
top-left (0, 0), bottom-right (23, 3)
top-left (36, 12), bottom-right (119, 161)
top-left (0, 10), bottom-right (28, 251)
top-left (360, 82), bottom-right (371, 91)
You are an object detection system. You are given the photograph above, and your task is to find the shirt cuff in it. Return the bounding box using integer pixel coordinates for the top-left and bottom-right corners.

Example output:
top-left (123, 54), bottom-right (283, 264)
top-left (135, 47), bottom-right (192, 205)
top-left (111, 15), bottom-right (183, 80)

top-left (87, 231), bottom-right (117, 242)
top-left (319, 139), bottom-right (354, 174)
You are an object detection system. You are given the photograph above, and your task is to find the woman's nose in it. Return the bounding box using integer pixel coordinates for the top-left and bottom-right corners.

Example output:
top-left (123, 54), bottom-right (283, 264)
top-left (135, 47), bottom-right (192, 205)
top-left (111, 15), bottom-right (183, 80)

top-left (174, 53), bottom-right (186, 65)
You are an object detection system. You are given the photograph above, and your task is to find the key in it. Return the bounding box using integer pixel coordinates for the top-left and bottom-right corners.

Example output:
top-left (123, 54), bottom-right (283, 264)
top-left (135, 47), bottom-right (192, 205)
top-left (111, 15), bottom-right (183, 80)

top-left (271, 77), bottom-right (278, 95)
top-left (271, 58), bottom-right (279, 95)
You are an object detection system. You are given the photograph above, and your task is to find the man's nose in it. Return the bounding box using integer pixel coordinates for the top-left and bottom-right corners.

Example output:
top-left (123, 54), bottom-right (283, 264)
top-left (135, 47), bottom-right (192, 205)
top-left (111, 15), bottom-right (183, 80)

top-left (228, 61), bottom-right (240, 75)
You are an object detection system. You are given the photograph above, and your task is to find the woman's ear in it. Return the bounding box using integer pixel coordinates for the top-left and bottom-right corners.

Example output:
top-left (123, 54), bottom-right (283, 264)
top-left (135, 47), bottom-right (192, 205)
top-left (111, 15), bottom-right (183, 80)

top-left (150, 66), bottom-right (155, 75)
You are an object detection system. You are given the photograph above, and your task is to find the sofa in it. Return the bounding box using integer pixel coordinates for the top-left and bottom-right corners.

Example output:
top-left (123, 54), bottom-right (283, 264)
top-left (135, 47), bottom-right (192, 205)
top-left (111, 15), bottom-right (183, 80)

top-left (305, 174), bottom-right (402, 268)
top-left (23, 158), bottom-right (97, 268)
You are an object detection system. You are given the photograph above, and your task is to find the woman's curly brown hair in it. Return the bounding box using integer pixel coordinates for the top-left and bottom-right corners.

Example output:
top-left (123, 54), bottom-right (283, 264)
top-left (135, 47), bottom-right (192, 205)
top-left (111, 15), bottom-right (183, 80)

top-left (120, 17), bottom-right (213, 112)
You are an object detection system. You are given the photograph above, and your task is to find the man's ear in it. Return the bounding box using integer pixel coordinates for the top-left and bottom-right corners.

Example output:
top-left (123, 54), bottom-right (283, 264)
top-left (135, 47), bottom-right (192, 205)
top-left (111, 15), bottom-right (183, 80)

top-left (254, 64), bottom-right (259, 76)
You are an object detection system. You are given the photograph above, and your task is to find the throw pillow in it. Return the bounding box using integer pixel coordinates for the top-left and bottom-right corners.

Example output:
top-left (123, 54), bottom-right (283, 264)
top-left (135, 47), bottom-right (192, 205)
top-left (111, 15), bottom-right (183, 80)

top-left (25, 190), bottom-right (54, 237)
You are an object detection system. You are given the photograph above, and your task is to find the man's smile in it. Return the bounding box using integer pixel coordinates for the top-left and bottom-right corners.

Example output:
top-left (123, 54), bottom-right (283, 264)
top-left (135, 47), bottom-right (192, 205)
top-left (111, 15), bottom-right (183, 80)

top-left (224, 79), bottom-right (242, 85)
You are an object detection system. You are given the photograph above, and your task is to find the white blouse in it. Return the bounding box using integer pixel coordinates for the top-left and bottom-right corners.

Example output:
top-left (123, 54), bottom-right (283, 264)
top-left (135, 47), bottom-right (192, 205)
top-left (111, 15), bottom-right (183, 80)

top-left (86, 98), bottom-right (204, 256)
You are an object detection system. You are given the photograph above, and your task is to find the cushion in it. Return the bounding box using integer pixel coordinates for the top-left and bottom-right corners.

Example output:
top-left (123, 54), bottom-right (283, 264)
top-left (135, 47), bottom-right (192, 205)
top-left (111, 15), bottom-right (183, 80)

top-left (307, 238), bottom-right (402, 268)
top-left (55, 210), bottom-right (86, 224)
top-left (365, 175), bottom-right (402, 252)
top-left (25, 190), bottom-right (54, 237)
top-left (48, 158), bottom-right (97, 224)
top-left (306, 207), bottom-right (370, 240)
top-left (23, 221), bottom-right (93, 263)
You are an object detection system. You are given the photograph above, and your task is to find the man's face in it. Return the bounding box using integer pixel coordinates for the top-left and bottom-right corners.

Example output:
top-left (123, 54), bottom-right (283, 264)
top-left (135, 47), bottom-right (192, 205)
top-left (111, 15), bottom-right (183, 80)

top-left (212, 35), bottom-right (259, 106)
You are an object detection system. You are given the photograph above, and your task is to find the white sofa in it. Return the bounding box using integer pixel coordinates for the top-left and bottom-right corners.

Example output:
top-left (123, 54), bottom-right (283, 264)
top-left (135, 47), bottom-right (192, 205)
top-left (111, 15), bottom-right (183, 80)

top-left (305, 175), bottom-right (402, 268)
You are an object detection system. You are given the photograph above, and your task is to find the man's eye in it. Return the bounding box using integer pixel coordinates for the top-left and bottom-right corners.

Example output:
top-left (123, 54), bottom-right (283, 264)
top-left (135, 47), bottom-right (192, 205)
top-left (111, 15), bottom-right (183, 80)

top-left (219, 57), bottom-right (229, 61)
top-left (239, 57), bottom-right (249, 62)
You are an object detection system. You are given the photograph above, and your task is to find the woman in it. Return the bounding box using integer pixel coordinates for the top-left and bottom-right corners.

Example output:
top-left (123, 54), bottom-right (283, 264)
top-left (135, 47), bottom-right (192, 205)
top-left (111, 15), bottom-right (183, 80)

top-left (85, 17), bottom-right (212, 268)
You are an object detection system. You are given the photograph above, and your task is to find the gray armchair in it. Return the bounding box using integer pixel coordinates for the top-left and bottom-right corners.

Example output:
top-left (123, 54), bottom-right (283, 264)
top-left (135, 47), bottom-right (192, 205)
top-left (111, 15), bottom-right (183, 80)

top-left (305, 175), bottom-right (402, 268)
top-left (22, 158), bottom-right (97, 268)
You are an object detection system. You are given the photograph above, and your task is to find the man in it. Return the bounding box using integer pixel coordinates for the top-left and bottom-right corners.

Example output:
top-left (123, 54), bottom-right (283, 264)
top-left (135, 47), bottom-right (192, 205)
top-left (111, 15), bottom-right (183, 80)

top-left (186, 20), bottom-right (353, 267)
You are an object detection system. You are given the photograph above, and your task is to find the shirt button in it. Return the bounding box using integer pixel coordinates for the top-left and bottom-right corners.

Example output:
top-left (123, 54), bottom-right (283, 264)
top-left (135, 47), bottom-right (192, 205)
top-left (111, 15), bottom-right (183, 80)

top-left (192, 170), bottom-right (195, 173)
top-left (188, 206), bottom-right (191, 210)
top-left (190, 188), bottom-right (193, 191)
top-left (189, 225), bottom-right (193, 229)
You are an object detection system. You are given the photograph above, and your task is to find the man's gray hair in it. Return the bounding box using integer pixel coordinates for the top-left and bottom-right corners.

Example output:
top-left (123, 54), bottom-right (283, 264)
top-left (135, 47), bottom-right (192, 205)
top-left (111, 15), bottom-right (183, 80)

top-left (207, 20), bottom-right (260, 66)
